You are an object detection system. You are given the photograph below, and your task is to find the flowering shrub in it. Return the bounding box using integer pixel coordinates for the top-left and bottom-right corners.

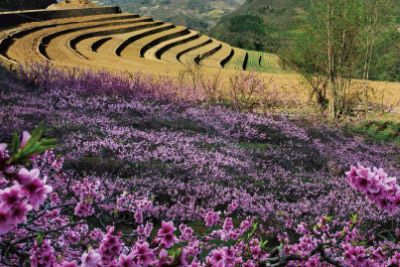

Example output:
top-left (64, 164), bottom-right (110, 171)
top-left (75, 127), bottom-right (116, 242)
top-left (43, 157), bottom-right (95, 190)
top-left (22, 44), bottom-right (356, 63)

top-left (1, 65), bottom-right (400, 266)
top-left (0, 128), bottom-right (399, 266)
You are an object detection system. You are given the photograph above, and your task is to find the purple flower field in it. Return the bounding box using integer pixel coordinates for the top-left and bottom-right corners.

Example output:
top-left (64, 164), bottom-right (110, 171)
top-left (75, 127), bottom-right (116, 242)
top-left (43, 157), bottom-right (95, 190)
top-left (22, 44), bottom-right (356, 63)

top-left (1, 66), bottom-right (400, 266)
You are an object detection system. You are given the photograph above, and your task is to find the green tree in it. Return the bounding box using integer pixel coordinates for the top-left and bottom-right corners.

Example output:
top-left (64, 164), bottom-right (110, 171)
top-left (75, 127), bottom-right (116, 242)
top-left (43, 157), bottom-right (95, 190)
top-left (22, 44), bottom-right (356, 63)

top-left (281, 0), bottom-right (397, 118)
top-left (359, 0), bottom-right (397, 115)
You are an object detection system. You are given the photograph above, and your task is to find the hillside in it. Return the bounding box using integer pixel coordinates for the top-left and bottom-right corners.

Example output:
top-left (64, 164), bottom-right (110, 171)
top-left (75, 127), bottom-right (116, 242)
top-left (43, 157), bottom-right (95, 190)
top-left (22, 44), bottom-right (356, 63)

top-left (210, 0), bottom-right (309, 52)
top-left (96, 0), bottom-right (246, 32)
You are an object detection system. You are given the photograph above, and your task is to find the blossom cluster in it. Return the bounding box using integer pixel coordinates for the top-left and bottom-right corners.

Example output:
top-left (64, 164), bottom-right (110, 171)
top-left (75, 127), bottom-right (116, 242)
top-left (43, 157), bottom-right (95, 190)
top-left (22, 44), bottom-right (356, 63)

top-left (0, 129), bottom-right (399, 266)
top-left (347, 164), bottom-right (400, 213)
top-left (0, 133), bottom-right (52, 234)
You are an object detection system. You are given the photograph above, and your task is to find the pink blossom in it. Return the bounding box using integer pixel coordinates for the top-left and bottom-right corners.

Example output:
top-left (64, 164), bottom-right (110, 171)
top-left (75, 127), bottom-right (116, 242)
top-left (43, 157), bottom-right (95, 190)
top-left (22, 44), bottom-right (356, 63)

top-left (21, 131), bottom-right (31, 148)
top-left (74, 200), bottom-right (94, 217)
top-left (343, 244), bottom-right (367, 267)
top-left (9, 200), bottom-right (32, 224)
top-left (223, 217), bottom-right (234, 232)
top-left (204, 211), bottom-right (220, 227)
top-left (118, 254), bottom-right (136, 267)
top-left (59, 261), bottom-right (78, 267)
top-left (99, 227), bottom-right (122, 265)
top-left (249, 239), bottom-right (262, 259)
top-left (0, 143), bottom-right (7, 153)
top-left (388, 252), bottom-right (400, 265)
top-left (136, 222), bottom-right (153, 239)
top-left (0, 207), bottom-right (13, 234)
top-left (305, 255), bottom-right (320, 267)
top-left (206, 248), bottom-right (225, 267)
top-left (131, 241), bottom-right (155, 266)
top-left (81, 249), bottom-right (101, 267)
top-left (0, 143), bottom-right (7, 161)
top-left (347, 165), bottom-right (400, 213)
top-left (30, 240), bottom-right (57, 267)
top-left (157, 249), bottom-right (173, 266)
top-left (156, 221), bottom-right (178, 248)
top-left (179, 224), bottom-right (194, 241)
top-left (223, 247), bottom-right (242, 266)
top-left (17, 167), bottom-right (40, 185)
top-left (90, 228), bottom-right (104, 242)
top-left (227, 200), bottom-right (239, 214)
top-left (239, 219), bottom-right (252, 233)
top-left (243, 259), bottom-right (256, 267)
top-left (0, 184), bottom-right (22, 208)
top-left (20, 174), bottom-right (52, 210)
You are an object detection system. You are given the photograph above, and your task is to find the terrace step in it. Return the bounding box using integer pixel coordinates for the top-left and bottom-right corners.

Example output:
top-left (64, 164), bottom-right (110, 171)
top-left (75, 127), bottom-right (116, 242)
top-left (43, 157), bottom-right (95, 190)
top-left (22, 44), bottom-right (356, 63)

top-left (115, 23), bottom-right (174, 57)
top-left (52, 20), bottom-right (160, 62)
top-left (72, 23), bottom-right (180, 72)
top-left (161, 34), bottom-right (209, 64)
top-left (118, 25), bottom-right (188, 60)
top-left (0, 13), bottom-right (138, 62)
top-left (73, 21), bottom-right (164, 58)
top-left (179, 39), bottom-right (221, 66)
top-left (38, 17), bottom-right (153, 60)
top-left (140, 28), bottom-right (192, 58)
top-left (143, 30), bottom-right (199, 61)
top-left (69, 18), bottom-right (155, 50)
top-left (245, 50), bottom-right (283, 73)
top-left (201, 41), bottom-right (232, 68)
top-left (224, 48), bottom-right (246, 70)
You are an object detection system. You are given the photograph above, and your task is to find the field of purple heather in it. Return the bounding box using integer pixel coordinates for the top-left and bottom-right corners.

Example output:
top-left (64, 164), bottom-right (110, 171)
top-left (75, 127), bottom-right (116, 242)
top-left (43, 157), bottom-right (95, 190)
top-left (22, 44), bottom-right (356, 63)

top-left (1, 66), bottom-right (400, 266)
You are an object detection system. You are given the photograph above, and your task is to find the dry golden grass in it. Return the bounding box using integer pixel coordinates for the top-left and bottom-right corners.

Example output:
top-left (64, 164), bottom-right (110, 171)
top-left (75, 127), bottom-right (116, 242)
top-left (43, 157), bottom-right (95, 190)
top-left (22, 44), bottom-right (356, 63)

top-left (201, 41), bottom-right (232, 68)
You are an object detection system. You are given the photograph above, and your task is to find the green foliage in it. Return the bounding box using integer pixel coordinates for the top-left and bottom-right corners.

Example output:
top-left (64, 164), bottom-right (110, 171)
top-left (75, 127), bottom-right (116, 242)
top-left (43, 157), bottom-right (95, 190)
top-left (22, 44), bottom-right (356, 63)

top-left (9, 125), bottom-right (56, 164)
top-left (351, 121), bottom-right (400, 145)
top-left (210, 0), bottom-right (310, 52)
top-left (281, 0), bottom-right (399, 82)
top-left (245, 222), bottom-right (258, 240)
top-left (237, 141), bottom-right (268, 151)
top-left (229, 15), bottom-right (266, 35)
top-left (167, 242), bottom-right (184, 262)
top-left (279, 0), bottom-right (398, 117)
top-left (351, 214), bottom-right (358, 225)
top-left (366, 31), bottom-right (400, 82)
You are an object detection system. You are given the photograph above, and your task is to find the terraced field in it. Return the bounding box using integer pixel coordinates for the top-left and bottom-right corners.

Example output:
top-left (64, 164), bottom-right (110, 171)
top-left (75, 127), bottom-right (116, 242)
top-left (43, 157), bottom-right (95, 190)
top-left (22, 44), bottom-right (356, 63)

top-left (0, 7), bottom-right (282, 78)
top-left (0, 7), bottom-right (399, 109)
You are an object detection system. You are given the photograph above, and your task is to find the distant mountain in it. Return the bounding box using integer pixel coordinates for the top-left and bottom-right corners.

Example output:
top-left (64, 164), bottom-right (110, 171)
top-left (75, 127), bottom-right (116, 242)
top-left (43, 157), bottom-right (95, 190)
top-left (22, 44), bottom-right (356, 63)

top-left (210, 0), bottom-right (310, 52)
top-left (96, 0), bottom-right (246, 32)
